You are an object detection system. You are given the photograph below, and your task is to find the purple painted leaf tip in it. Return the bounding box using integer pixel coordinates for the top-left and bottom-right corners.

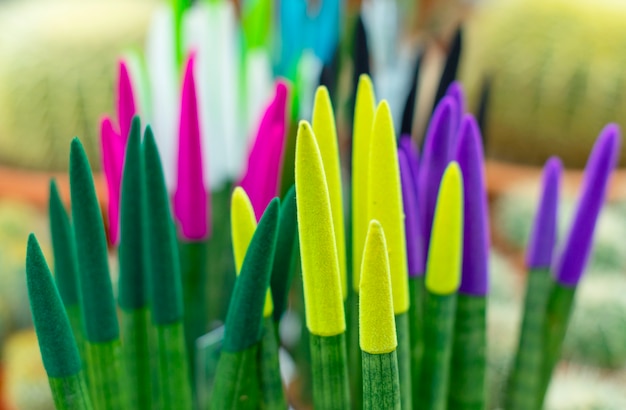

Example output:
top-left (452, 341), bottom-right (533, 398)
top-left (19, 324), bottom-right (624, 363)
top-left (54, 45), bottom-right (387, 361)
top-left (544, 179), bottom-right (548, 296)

top-left (526, 157), bottom-right (562, 270)
top-left (398, 148), bottom-right (423, 277)
top-left (425, 96), bottom-right (458, 147)
top-left (174, 53), bottom-right (209, 241)
top-left (456, 115), bottom-right (489, 296)
top-left (445, 81), bottom-right (464, 104)
top-left (555, 124), bottom-right (621, 287)
top-left (419, 95), bottom-right (459, 261)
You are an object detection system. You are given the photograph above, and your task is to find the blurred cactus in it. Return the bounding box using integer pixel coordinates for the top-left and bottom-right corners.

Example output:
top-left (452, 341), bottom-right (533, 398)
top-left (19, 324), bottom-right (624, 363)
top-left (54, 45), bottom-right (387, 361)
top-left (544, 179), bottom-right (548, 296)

top-left (545, 365), bottom-right (626, 410)
top-left (461, 0), bottom-right (626, 167)
top-left (0, 0), bottom-right (155, 171)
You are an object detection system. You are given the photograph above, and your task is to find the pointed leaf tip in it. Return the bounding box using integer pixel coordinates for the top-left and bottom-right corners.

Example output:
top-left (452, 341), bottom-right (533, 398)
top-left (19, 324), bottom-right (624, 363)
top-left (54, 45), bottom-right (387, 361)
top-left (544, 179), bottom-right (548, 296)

top-left (456, 116), bottom-right (490, 296)
top-left (118, 115), bottom-right (148, 310)
top-left (99, 118), bottom-right (124, 245)
top-left (70, 137), bottom-right (119, 342)
top-left (27, 234), bottom-right (82, 378)
top-left (270, 185), bottom-right (299, 322)
top-left (555, 124), bottom-right (621, 286)
top-left (368, 101), bottom-right (410, 314)
top-left (527, 157), bottom-right (562, 270)
top-left (420, 95), bottom-right (458, 259)
top-left (223, 198), bottom-right (280, 351)
top-left (48, 179), bottom-right (80, 307)
top-left (352, 75), bottom-right (376, 290)
top-left (425, 162), bottom-right (464, 295)
top-left (117, 58), bottom-right (137, 142)
top-left (144, 125), bottom-right (184, 324)
top-left (231, 187), bottom-right (257, 274)
top-left (398, 148), bottom-right (423, 277)
top-left (312, 83), bottom-right (347, 300)
top-left (175, 53), bottom-right (208, 241)
top-left (359, 221), bottom-right (397, 354)
top-left (295, 120), bottom-right (345, 336)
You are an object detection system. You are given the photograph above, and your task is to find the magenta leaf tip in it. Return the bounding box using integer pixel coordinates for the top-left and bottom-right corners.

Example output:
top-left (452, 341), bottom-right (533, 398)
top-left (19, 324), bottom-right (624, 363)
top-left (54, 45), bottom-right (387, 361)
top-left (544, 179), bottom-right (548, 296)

top-left (174, 53), bottom-right (209, 241)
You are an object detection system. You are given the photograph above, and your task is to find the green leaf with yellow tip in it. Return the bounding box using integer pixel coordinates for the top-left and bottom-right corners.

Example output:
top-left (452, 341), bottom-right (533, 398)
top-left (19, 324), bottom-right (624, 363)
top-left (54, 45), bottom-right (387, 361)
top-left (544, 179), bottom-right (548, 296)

top-left (295, 120), bottom-right (346, 337)
top-left (359, 220), bottom-right (397, 354)
top-left (352, 74), bottom-right (376, 291)
top-left (230, 186), bottom-right (274, 317)
top-left (222, 198), bottom-right (280, 352)
top-left (312, 85), bottom-right (348, 300)
top-left (425, 162), bottom-right (464, 295)
top-left (367, 101), bottom-right (410, 315)
top-left (231, 187), bottom-right (258, 273)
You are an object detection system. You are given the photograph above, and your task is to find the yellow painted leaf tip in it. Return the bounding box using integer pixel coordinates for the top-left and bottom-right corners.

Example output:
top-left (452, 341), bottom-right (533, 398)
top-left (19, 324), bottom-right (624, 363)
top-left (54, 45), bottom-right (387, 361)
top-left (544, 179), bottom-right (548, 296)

top-left (231, 187), bottom-right (274, 316)
top-left (360, 220), bottom-right (397, 354)
top-left (312, 85), bottom-right (347, 300)
top-left (231, 187), bottom-right (257, 274)
top-left (295, 120), bottom-right (345, 336)
top-left (367, 101), bottom-right (410, 314)
top-left (352, 74), bottom-right (377, 292)
top-left (425, 162), bottom-right (464, 295)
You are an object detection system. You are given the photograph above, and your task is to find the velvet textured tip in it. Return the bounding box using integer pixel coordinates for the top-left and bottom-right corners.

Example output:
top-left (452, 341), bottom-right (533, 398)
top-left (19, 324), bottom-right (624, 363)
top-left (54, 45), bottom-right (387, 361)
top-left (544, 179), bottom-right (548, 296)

top-left (360, 220), bottom-right (397, 354)
top-left (240, 81), bottom-right (289, 220)
top-left (312, 85), bottom-right (347, 299)
top-left (425, 162), bottom-right (464, 296)
top-left (554, 124), bottom-right (621, 287)
top-left (100, 116), bottom-right (124, 245)
top-left (526, 157), bottom-right (562, 270)
top-left (456, 115), bottom-right (490, 296)
top-left (223, 199), bottom-right (280, 352)
top-left (352, 74), bottom-right (376, 291)
top-left (174, 53), bottom-right (209, 241)
top-left (398, 148), bottom-right (423, 277)
top-left (70, 138), bottom-right (119, 343)
top-left (117, 58), bottom-right (138, 143)
top-left (418, 96), bottom-right (459, 261)
top-left (27, 234), bottom-right (82, 378)
top-left (295, 120), bottom-right (345, 336)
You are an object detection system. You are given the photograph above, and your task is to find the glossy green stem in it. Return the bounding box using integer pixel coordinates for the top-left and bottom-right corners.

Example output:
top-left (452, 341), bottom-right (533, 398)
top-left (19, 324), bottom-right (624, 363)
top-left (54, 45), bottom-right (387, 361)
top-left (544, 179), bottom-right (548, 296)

top-left (310, 333), bottom-right (351, 409)
top-left (408, 277), bottom-right (425, 410)
top-left (505, 268), bottom-right (553, 410)
top-left (155, 322), bottom-right (192, 409)
top-left (348, 291), bottom-right (363, 410)
top-left (538, 284), bottom-right (577, 407)
top-left (396, 312), bottom-right (413, 410)
top-left (260, 317), bottom-right (287, 409)
top-left (206, 185), bottom-right (236, 323)
top-left (211, 346), bottom-right (261, 409)
top-left (362, 351), bottom-right (401, 410)
top-left (66, 304), bottom-right (85, 369)
top-left (121, 308), bottom-right (153, 409)
top-left (84, 341), bottom-right (126, 410)
top-left (49, 372), bottom-right (93, 410)
top-left (448, 294), bottom-right (486, 410)
top-left (179, 240), bottom-right (208, 383)
top-left (418, 293), bottom-right (457, 410)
